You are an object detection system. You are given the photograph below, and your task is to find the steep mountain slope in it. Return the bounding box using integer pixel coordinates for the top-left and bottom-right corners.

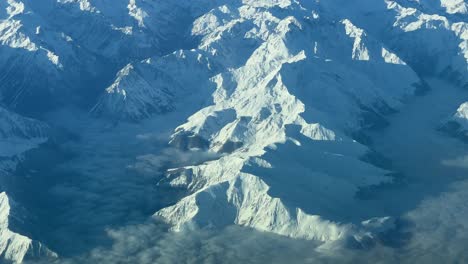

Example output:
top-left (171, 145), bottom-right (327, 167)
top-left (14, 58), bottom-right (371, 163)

top-left (0, 192), bottom-right (56, 264)
top-left (91, 50), bottom-right (220, 121)
top-left (137, 0), bottom-right (425, 244)
top-left (97, 1), bottom-right (422, 123)
top-left (0, 0), bottom-right (467, 262)
top-left (441, 101), bottom-right (468, 141)
top-left (85, 0), bottom-right (468, 247)
top-left (0, 0), bottom-right (225, 113)
top-left (323, 0), bottom-right (468, 87)
top-left (0, 106), bottom-right (48, 157)
top-left (454, 102), bottom-right (468, 130)
top-left (0, 0), bottom-right (65, 110)
top-left (0, 107), bottom-right (53, 263)
top-left (383, 0), bottom-right (468, 86)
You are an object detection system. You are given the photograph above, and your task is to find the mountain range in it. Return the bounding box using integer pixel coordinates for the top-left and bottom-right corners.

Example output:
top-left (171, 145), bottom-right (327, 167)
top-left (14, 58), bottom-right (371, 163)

top-left (0, 0), bottom-right (467, 263)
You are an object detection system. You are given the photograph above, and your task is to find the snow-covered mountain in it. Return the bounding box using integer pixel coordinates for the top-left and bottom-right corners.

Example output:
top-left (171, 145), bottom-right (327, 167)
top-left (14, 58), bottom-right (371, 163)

top-left (151, 1), bottom-right (423, 243)
top-left (0, 0), bottom-right (467, 263)
top-left (0, 192), bottom-right (56, 263)
top-left (0, 106), bottom-right (48, 157)
top-left (454, 102), bottom-right (468, 129)
top-left (442, 101), bottom-right (468, 141)
top-left (91, 50), bottom-right (219, 121)
top-left (149, 0), bottom-right (466, 246)
top-left (0, 107), bottom-right (53, 263)
top-left (89, 0), bottom-right (426, 242)
top-left (323, 0), bottom-right (468, 87)
top-left (0, 0), bottom-right (223, 112)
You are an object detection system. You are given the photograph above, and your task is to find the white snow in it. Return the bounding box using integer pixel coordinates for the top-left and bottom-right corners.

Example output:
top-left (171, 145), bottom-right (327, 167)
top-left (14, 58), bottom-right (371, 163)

top-left (0, 107), bottom-right (48, 157)
top-left (440, 0), bottom-right (468, 14)
top-left (5, 0), bottom-right (24, 17)
top-left (0, 0), bottom-right (467, 262)
top-left (453, 101), bottom-right (468, 130)
top-left (127, 0), bottom-right (148, 28)
top-left (0, 192), bottom-right (33, 264)
top-left (342, 19), bottom-right (371, 61)
top-left (381, 47), bottom-right (406, 65)
top-left (149, 0), bottom-right (422, 245)
top-left (0, 193), bottom-right (57, 263)
top-left (57, 0), bottom-right (96, 12)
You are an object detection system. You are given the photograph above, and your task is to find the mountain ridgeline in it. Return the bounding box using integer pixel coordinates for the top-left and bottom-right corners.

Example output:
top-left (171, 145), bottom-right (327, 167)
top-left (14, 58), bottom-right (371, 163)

top-left (0, 0), bottom-right (467, 263)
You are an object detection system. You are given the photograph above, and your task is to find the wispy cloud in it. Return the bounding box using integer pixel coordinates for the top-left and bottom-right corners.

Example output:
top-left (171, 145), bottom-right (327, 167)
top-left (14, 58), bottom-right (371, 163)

top-left (442, 155), bottom-right (468, 169)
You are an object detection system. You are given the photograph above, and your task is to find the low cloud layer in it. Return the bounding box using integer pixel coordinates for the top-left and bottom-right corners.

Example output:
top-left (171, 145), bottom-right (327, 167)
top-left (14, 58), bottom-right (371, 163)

top-left (442, 155), bottom-right (468, 169)
top-left (15, 111), bottom-right (468, 264)
top-left (24, 180), bottom-right (468, 264)
top-left (33, 222), bottom-right (328, 264)
top-left (14, 121), bottom-right (224, 258)
top-left (128, 148), bottom-right (221, 177)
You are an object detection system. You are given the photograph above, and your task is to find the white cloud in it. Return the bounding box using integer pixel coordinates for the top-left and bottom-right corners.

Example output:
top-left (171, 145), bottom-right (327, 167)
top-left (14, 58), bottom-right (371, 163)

top-left (442, 155), bottom-right (468, 169)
